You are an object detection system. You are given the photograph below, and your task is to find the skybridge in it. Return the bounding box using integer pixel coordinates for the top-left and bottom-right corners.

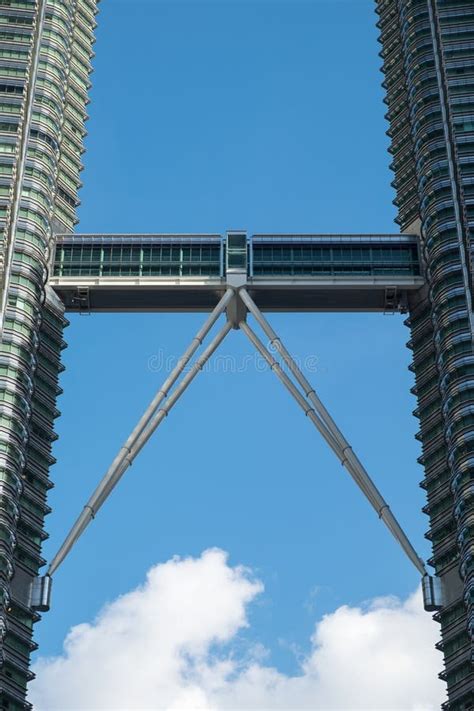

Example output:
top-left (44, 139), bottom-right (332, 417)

top-left (49, 231), bottom-right (424, 313)
top-left (33, 227), bottom-right (442, 620)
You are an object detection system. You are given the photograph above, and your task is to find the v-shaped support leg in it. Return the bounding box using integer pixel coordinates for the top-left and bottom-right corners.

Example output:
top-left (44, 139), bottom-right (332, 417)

top-left (238, 289), bottom-right (442, 608)
top-left (38, 285), bottom-right (442, 615)
top-left (47, 290), bottom-right (235, 580)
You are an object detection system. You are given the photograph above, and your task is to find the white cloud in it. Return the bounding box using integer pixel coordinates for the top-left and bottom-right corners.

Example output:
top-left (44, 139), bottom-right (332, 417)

top-left (30, 548), bottom-right (446, 710)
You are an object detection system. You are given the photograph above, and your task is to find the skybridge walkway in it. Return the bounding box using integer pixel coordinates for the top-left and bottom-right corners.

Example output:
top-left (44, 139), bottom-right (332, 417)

top-left (49, 232), bottom-right (424, 313)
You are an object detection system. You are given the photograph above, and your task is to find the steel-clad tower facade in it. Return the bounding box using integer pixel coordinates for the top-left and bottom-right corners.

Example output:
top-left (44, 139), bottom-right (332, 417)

top-left (377, 0), bottom-right (474, 707)
top-left (0, 1), bottom-right (98, 707)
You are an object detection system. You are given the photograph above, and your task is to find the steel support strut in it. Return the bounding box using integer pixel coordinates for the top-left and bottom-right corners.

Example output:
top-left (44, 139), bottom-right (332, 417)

top-left (239, 288), bottom-right (427, 577)
top-left (48, 291), bottom-right (234, 576)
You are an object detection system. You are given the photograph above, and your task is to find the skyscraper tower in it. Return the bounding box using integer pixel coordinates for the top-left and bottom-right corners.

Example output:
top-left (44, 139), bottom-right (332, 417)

top-left (0, 1), bottom-right (98, 707)
top-left (377, 0), bottom-right (474, 707)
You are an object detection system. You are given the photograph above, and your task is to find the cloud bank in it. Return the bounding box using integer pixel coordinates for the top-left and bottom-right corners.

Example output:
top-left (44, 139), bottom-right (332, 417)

top-left (30, 548), bottom-right (446, 710)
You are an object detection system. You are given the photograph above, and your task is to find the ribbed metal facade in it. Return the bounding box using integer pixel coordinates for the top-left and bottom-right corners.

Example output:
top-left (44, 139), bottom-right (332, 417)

top-left (0, 1), bottom-right (98, 707)
top-left (376, 0), bottom-right (474, 707)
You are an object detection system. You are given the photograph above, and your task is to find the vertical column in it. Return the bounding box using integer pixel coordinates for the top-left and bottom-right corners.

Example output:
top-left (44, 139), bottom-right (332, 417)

top-left (0, 1), bottom-right (99, 707)
top-left (377, 0), bottom-right (474, 707)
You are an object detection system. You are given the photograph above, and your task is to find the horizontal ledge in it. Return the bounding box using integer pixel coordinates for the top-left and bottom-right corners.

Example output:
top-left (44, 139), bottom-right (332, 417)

top-left (48, 277), bottom-right (425, 289)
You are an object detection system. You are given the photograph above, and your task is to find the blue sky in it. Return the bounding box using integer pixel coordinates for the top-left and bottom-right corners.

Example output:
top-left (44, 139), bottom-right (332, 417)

top-left (34, 0), bottom-right (433, 685)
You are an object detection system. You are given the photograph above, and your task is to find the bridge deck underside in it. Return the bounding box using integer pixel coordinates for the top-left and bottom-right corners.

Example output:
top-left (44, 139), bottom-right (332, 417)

top-left (49, 278), bottom-right (424, 312)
